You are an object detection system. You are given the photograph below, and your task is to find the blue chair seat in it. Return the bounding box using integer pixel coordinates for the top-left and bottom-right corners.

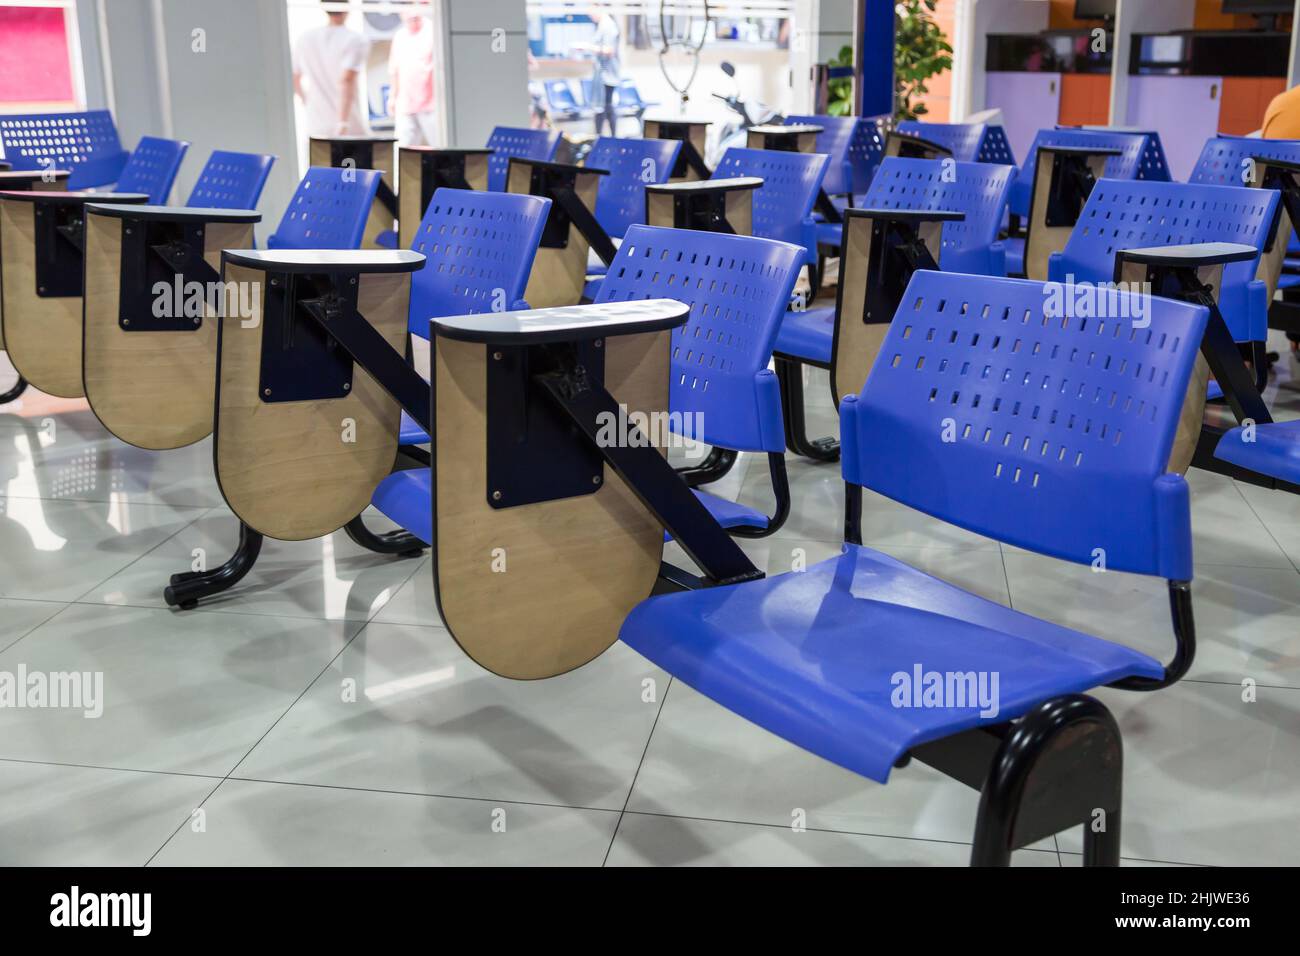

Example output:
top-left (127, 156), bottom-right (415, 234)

top-left (687, 488), bottom-right (768, 532)
top-left (1279, 273), bottom-right (1300, 290)
top-left (372, 468), bottom-right (433, 545)
top-left (620, 544), bottom-right (1164, 783)
top-left (399, 410), bottom-right (430, 446)
top-left (1004, 237), bottom-right (1025, 276)
top-left (1207, 381), bottom-right (1223, 402)
top-left (815, 220), bottom-right (841, 248)
top-left (774, 305), bottom-right (835, 364)
top-left (1214, 420), bottom-right (1300, 484)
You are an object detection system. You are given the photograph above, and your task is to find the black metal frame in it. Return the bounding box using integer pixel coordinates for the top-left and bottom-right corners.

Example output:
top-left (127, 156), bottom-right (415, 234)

top-left (509, 158), bottom-right (618, 268)
top-left (118, 217), bottom-right (222, 331)
top-left (651, 121), bottom-right (712, 180)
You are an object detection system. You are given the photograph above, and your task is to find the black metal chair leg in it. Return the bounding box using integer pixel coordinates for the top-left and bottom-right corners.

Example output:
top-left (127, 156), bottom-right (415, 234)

top-left (0, 375), bottom-right (27, 405)
top-left (676, 446), bottom-right (738, 487)
top-left (729, 452), bottom-right (792, 538)
top-left (970, 694), bottom-right (1123, 867)
top-left (343, 514), bottom-right (426, 557)
top-left (1082, 807), bottom-right (1122, 866)
top-left (164, 522), bottom-right (264, 609)
top-left (774, 355), bottom-right (840, 462)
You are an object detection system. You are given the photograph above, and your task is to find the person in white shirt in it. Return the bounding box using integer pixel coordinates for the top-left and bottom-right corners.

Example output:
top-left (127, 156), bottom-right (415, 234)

top-left (292, 2), bottom-right (370, 138)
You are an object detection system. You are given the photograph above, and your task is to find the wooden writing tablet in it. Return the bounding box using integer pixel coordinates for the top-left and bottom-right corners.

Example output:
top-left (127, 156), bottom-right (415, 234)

top-left (0, 190), bottom-right (148, 397)
top-left (397, 147), bottom-right (491, 249)
top-left (213, 249), bottom-right (423, 541)
top-left (1023, 146), bottom-right (1119, 282)
top-left (430, 299), bottom-right (688, 679)
top-left (832, 208), bottom-right (958, 401)
top-left (644, 176), bottom-right (760, 237)
top-left (82, 204), bottom-right (261, 449)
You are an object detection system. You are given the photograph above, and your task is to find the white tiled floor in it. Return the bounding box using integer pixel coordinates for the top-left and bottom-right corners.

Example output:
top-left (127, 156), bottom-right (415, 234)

top-left (1, 342), bottom-right (1298, 867)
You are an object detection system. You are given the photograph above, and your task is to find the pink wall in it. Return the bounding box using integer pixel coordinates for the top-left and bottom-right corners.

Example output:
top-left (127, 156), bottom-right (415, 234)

top-left (0, 6), bottom-right (76, 107)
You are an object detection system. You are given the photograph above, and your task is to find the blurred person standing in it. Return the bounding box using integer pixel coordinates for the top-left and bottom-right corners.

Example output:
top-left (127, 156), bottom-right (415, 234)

top-left (584, 3), bottom-right (622, 137)
top-left (292, 1), bottom-right (370, 138)
top-left (389, 3), bottom-right (439, 146)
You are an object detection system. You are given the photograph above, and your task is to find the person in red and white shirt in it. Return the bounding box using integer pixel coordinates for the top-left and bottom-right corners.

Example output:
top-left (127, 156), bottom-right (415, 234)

top-left (388, 4), bottom-right (438, 146)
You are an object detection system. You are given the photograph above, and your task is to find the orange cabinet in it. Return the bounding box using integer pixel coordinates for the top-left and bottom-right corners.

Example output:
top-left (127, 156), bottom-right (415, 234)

top-left (1058, 74), bottom-right (1112, 127)
top-left (1218, 77), bottom-right (1286, 136)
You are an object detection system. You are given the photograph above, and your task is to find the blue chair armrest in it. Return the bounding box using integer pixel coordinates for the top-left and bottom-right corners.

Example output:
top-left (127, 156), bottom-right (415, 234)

top-left (1046, 251), bottom-right (1065, 284)
top-left (1247, 278), bottom-right (1269, 343)
top-left (987, 239), bottom-right (1006, 278)
top-left (755, 368), bottom-right (787, 455)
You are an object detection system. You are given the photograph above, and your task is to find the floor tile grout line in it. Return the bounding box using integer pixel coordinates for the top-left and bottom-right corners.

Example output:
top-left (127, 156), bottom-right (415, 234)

top-left (1232, 480), bottom-right (1300, 575)
top-left (0, 755), bottom-right (227, 780)
top-left (143, 549), bottom-right (430, 866)
top-left (0, 601), bottom-right (73, 656)
top-left (63, 505), bottom-right (219, 607)
top-left (601, 675), bottom-right (675, 867)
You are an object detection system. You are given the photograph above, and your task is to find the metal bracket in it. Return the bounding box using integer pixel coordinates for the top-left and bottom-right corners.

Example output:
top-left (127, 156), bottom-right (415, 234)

top-left (484, 341), bottom-right (606, 510)
top-left (1044, 153), bottom-right (1100, 228)
top-left (537, 362), bottom-right (762, 587)
top-left (257, 273), bottom-right (356, 403)
top-left (119, 218), bottom-right (220, 331)
top-left (861, 218), bottom-right (941, 326)
top-left (33, 203), bottom-right (87, 298)
top-left (328, 140), bottom-right (398, 218)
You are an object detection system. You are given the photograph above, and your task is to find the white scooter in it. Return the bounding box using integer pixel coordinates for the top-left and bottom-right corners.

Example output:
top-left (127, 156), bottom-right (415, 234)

top-left (706, 62), bottom-right (782, 167)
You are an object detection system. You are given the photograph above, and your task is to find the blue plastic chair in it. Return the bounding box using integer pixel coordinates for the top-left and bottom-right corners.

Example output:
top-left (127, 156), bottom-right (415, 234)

top-left (785, 114), bottom-right (867, 250)
top-left (711, 147), bottom-right (829, 269)
top-left (1048, 178), bottom-right (1277, 345)
top-left (543, 80), bottom-right (591, 122)
top-left (1069, 125), bottom-right (1171, 181)
top-left (594, 225), bottom-right (805, 533)
top-left (266, 166), bottom-right (381, 250)
top-left (186, 150), bottom-right (276, 210)
top-left (621, 270), bottom-right (1206, 814)
top-left (382, 187), bottom-right (552, 447)
top-left (0, 110), bottom-right (129, 189)
top-left (485, 126), bottom-right (562, 192)
top-left (847, 115), bottom-right (888, 202)
top-left (1190, 134), bottom-right (1300, 284)
top-left (1005, 128), bottom-right (1166, 276)
top-left (115, 136), bottom-right (190, 204)
top-left (776, 157), bottom-right (1015, 367)
top-left (896, 121), bottom-right (1017, 166)
top-left (586, 136), bottom-right (682, 240)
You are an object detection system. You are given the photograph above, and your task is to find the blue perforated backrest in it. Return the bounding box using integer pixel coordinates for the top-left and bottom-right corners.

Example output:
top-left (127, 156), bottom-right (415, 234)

top-left (1069, 126), bottom-right (1171, 181)
top-left (848, 115), bottom-right (887, 197)
top-left (841, 271), bottom-right (1207, 580)
top-left (786, 114), bottom-right (855, 194)
top-left (585, 136), bottom-right (681, 237)
top-left (115, 136), bottom-right (190, 203)
top-left (1051, 178), bottom-right (1277, 342)
top-left (1011, 129), bottom-right (1151, 217)
top-left (187, 150), bottom-right (276, 209)
top-left (485, 126), bottom-right (561, 191)
top-left (896, 121), bottom-right (1015, 165)
top-left (1189, 133), bottom-right (1300, 186)
top-left (0, 110), bottom-right (129, 188)
top-left (596, 225), bottom-right (804, 453)
top-left (267, 166), bottom-right (380, 250)
top-left (863, 157), bottom-right (1014, 275)
top-left (545, 80), bottom-right (580, 111)
top-left (406, 188), bottom-right (551, 338)
top-left (1192, 133), bottom-right (1300, 253)
top-left (711, 147), bottom-right (829, 249)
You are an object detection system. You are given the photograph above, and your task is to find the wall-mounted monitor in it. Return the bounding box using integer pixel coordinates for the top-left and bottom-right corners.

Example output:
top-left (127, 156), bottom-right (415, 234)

top-left (1074, 0), bottom-right (1117, 20)
top-left (1221, 0), bottom-right (1294, 13)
